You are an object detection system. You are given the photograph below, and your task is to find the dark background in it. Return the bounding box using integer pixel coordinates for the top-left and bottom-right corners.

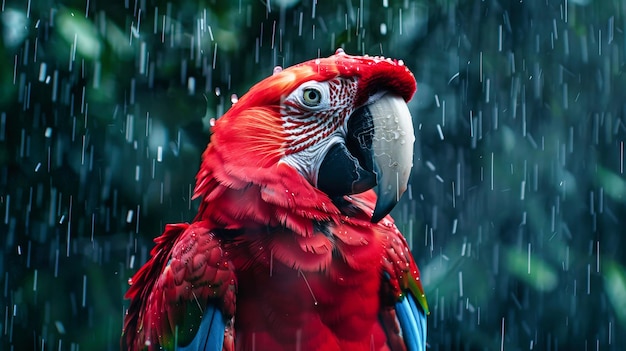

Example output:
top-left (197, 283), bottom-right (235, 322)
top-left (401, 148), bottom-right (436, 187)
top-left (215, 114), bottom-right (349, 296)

top-left (1, 0), bottom-right (625, 350)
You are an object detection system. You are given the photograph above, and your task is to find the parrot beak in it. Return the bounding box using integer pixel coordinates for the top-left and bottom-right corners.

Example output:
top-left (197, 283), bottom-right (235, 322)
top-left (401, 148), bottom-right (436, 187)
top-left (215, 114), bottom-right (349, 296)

top-left (317, 94), bottom-right (415, 223)
top-left (367, 95), bottom-right (415, 222)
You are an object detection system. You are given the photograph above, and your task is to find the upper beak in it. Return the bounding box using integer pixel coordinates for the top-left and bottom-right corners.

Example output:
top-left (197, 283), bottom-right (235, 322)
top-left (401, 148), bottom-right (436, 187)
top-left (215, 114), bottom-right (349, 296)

top-left (368, 94), bottom-right (415, 222)
top-left (317, 94), bottom-right (415, 222)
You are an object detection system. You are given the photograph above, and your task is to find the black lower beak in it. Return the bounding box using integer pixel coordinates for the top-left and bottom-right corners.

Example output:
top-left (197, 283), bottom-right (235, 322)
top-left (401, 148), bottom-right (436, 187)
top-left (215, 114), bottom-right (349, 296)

top-left (317, 143), bottom-right (376, 196)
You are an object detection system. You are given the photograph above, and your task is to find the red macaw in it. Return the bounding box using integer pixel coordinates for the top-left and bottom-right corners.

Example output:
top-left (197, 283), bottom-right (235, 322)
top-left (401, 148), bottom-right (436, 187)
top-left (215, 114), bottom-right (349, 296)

top-left (122, 49), bottom-right (428, 351)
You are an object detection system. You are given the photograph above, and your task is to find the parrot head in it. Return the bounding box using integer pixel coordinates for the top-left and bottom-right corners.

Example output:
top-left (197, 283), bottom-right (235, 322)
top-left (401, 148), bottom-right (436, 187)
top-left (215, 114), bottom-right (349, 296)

top-left (196, 49), bottom-right (416, 224)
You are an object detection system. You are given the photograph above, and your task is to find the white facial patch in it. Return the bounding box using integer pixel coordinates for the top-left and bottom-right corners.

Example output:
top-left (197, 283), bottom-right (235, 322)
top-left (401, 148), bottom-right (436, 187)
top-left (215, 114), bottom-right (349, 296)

top-left (278, 77), bottom-right (359, 186)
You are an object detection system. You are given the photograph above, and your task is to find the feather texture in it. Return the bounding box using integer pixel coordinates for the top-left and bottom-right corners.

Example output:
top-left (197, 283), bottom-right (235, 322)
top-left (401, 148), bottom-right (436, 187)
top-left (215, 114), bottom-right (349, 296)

top-left (123, 222), bottom-right (236, 351)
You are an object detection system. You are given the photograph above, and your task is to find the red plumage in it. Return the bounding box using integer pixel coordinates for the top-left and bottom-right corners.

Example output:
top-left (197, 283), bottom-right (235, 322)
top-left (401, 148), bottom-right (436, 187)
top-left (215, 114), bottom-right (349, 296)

top-left (122, 51), bottom-right (427, 351)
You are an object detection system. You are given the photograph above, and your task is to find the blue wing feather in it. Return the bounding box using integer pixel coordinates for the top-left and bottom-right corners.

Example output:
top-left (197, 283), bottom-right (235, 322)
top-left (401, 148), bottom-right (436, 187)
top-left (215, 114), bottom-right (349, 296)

top-left (177, 306), bottom-right (225, 351)
top-left (395, 293), bottom-right (427, 351)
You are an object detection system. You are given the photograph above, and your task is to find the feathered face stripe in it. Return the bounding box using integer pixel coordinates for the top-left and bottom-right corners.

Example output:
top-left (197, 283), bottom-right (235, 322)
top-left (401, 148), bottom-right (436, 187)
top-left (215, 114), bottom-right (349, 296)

top-left (281, 76), bottom-right (358, 155)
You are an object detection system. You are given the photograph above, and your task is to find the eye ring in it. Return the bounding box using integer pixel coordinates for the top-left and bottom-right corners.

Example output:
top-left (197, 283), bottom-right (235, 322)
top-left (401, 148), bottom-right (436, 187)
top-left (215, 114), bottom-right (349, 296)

top-left (302, 88), bottom-right (322, 107)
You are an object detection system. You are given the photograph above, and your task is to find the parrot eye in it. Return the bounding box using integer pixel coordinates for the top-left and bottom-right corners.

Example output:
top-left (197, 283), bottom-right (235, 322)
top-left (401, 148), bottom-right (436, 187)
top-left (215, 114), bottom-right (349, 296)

top-left (302, 88), bottom-right (322, 107)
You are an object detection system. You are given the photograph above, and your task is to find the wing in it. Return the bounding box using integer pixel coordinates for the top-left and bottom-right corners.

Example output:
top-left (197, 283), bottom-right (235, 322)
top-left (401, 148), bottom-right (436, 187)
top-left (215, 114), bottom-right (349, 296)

top-left (122, 221), bottom-right (237, 351)
top-left (393, 292), bottom-right (427, 351)
top-left (379, 217), bottom-right (428, 351)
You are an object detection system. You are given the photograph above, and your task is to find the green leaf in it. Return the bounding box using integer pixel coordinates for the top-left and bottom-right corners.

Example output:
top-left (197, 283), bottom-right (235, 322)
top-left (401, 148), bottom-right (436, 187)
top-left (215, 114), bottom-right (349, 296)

top-left (57, 10), bottom-right (102, 59)
top-left (603, 260), bottom-right (626, 325)
top-left (596, 166), bottom-right (626, 201)
top-left (504, 246), bottom-right (558, 292)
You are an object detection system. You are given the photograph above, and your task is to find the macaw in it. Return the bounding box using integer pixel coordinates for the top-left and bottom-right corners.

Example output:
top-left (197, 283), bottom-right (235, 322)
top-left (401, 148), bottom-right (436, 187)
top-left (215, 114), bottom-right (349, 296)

top-left (122, 49), bottom-right (428, 351)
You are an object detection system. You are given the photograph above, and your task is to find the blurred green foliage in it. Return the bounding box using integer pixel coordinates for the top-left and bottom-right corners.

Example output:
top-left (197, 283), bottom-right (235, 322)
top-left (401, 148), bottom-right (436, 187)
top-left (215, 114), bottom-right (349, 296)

top-left (1, 0), bottom-right (625, 350)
